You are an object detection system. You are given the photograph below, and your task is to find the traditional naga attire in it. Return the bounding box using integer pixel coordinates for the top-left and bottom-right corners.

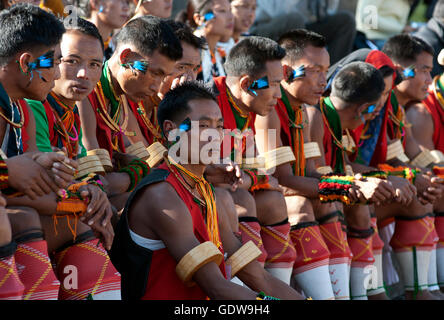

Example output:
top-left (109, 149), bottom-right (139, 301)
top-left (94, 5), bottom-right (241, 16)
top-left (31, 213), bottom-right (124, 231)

top-left (0, 83), bottom-right (60, 300)
top-left (275, 87), bottom-right (351, 300)
top-left (328, 49), bottom-right (439, 298)
top-left (110, 162), bottom-right (227, 300)
top-left (26, 92), bottom-right (122, 300)
top-left (128, 97), bottom-right (164, 146)
top-left (213, 76), bottom-right (296, 284)
top-left (87, 61), bottom-right (133, 157)
top-left (419, 75), bottom-right (444, 290)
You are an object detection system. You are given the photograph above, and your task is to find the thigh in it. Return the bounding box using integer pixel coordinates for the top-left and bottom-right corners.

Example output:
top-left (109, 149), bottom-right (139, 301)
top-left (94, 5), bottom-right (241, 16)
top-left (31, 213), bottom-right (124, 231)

top-left (7, 206), bottom-right (43, 240)
top-left (284, 195), bottom-right (314, 225)
top-left (229, 188), bottom-right (257, 219)
top-left (375, 197), bottom-right (433, 221)
top-left (254, 190), bottom-right (287, 225)
top-left (215, 187), bottom-right (239, 233)
top-left (343, 205), bottom-right (372, 229)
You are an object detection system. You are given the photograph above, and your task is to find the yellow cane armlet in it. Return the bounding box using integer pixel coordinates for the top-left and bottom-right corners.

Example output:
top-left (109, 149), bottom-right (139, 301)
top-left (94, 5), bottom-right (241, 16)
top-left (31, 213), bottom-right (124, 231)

top-left (316, 166), bottom-right (333, 175)
top-left (226, 240), bottom-right (262, 278)
top-left (262, 147), bottom-right (295, 170)
top-left (87, 149), bottom-right (113, 171)
top-left (176, 241), bottom-right (224, 286)
top-left (75, 155), bottom-right (105, 178)
top-left (431, 150), bottom-right (444, 164)
top-left (126, 141), bottom-right (150, 160)
top-left (147, 142), bottom-right (168, 168)
top-left (386, 140), bottom-right (409, 162)
top-left (410, 149), bottom-right (436, 168)
top-left (304, 142), bottom-right (321, 159)
top-left (242, 157), bottom-right (265, 170)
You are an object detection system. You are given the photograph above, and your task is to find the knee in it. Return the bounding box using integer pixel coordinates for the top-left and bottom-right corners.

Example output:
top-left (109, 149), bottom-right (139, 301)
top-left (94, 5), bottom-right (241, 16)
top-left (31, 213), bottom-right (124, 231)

top-left (7, 206), bottom-right (43, 241)
top-left (285, 195), bottom-right (315, 225)
top-left (232, 188), bottom-right (257, 218)
top-left (255, 190), bottom-right (288, 225)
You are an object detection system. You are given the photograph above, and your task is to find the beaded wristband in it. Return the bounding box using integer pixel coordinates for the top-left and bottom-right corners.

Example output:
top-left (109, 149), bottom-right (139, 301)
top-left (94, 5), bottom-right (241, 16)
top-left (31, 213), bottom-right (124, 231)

top-left (318, 174), bottom-right (355, 205)
top-left (0, 156), bottom-right (8, 190)
top-left (256, 291), bottom-right (280, 300)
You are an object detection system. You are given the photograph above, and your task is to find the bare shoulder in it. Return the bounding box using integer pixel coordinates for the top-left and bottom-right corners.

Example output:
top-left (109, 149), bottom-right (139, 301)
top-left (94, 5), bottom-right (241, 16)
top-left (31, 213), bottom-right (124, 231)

top-left (128, 179), bottom-right (192, 239)
top-left (406, 102), bottom-right (433, 124)
top-left (255, 107), bottom-right (281, 131)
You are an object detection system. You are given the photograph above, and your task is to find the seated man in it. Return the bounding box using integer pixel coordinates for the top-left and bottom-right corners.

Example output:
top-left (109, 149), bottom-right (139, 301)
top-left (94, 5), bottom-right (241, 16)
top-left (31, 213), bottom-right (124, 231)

top-left (212, 36), bottom-right (297, 284)
top-left (77, 15), bottom-right (182, 210)
top-left (0, 3), bottom-right (76, 300)
top-left (255, 29), bottom-right (394, 300)
top-left (109, 81), bottom-right (304, 300)
top-left (309, 60), bottom-right (442, 300)
top-left (25, 17), bottom-right (121, 300)
top-left (382, 34), bottom-right (444, 297)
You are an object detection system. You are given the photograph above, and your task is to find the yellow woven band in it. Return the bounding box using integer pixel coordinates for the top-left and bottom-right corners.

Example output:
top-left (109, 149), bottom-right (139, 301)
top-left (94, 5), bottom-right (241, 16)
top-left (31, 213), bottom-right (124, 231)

top-left (341, 135), bottom-right (356, 152)
top-left (304, 142), bottom-right (321, 159)
top-left (242, 147), bottom-right (295, 171)
top-left (386, 140), bottom-right (409, 162)
top-left (176, 241), bottom-right (224, 287)
top-left (226, 240), bottom-right (262, 278)
top-left (316, 166), bottom-right (333, 175)
top-left (126, 141), bottom-right (150, 160)
top-left (146, 142), bottom-right (168, 168)
top-left (410, 149), bottom-right (436, 168)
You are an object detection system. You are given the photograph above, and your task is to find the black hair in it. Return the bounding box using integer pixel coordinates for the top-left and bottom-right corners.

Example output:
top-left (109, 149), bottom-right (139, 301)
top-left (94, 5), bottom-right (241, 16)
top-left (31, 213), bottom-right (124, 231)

top-left (278, 29), bottom-right (326, 62)
top-left (331, 61), bottom-right (385, 106)
top-left (164, 19), bottom-right (206, 50)
top-left (177, 0), bottom-right (214, 29)
top-left (224, 36), bottom-right (286, 77)
top-left (115, 15), bottom-right (183, 61)
top-left (158, 80), bottom-right (217, 136)
top-left (0, 3), bottom-right (65, 66)
top-left (65, 17), bottom-right (105, 53)
top-left (382, 34), bottom-right (434, 65)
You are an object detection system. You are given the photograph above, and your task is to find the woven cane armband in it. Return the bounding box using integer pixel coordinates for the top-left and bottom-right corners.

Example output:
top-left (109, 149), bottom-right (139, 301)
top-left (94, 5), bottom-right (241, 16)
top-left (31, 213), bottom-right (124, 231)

top-left (176, 241), bottom-right (224, 286)
top-left (262, 147), bottom-right (295, 170)
top-left (304, 142), bottom-right (321, 159)
top-left (431, 150), bottom-right (444, 164)
top-left (386, 140), bottom-right (409, 162)
top-left (226, 240), bottom-right (262, 278)
top-left (87, 149), bottom-right (113, 172)
top-left (410, 149), bottom-right (435, 168)
top-left (126, 141), bottom-right (150, 160)
top-left (316, 166), bottom-right (333, 175)
top-left (147, 142), bottom-right (168, 168)
top-left (75, 155), bottom-right (105, 179)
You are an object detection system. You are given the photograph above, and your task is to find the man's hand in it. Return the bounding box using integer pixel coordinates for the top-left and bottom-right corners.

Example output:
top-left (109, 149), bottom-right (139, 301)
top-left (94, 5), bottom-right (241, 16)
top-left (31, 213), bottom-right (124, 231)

top-left (90, 220), bottom-right (114, 251)
top-left (415, 174), bottom-right (442, 205)
top-left (76, 184), bottom-right (113, 228)
top-left (354, 176), bottom-right (396, 205)
top-left (204, 162), bottom-right (242, 191)
top-left (32, 152), bottom-right (78, 188)
top-left (5, 153), bottom-right (75, 200)
top-left (388, 175), bottom-right (417, 205)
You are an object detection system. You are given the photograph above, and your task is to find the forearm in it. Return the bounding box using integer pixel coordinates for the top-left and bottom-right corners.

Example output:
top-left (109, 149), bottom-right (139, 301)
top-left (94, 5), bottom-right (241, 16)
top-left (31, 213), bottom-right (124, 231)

top-left (277, 174), bottom-right (319, 198)
top-left (103, 172), bottom-right (131, 196)
top-left (6, 195), bottom-right (57, 215)
top-left (0, 210), bottom-right (11, 245)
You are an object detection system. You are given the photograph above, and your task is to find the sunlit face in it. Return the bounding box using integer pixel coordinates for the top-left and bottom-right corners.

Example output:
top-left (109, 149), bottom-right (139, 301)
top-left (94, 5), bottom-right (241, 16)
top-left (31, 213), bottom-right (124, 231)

top-left (139, 0), bottom-right (173, 18)
top-left (246, 60), bottom-right (283, 116)
top-left (53, 30), bottom-right (104, 103)
top-left (231, 0), bottom-right (256, 36)
top-left (23, 45), bottom-right (62, 101)
top-left (98, 0), bottom-right (131, 30)
top-left (158, 41), bottom-right (201, 99)
top-left (167, 98), bottom-right (224, 164)
top-left (203, 0), bottom-right (234, 39)
top-left (394, 51), bottom-right (433, 103)
top-left (117, 48), bottom-right (176, 102)
top-left (283, 45), bottom-right (330, 106)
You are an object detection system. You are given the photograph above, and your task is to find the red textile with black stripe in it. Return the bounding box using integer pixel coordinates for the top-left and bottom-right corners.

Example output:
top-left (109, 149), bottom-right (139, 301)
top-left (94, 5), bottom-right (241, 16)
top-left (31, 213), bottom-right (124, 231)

top-left (0, 248), bottom-right (24, 300)
top-left (390, 216), bottom-right (438, 252)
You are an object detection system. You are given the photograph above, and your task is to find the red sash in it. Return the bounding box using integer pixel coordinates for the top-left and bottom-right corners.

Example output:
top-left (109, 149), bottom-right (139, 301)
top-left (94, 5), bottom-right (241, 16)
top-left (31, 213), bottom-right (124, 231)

top-left (213, 76), bottom-right (256, 158)
top-left (142, 163), bottom-right (226, 300)
top-left (87, 90), bottom-right (126, 158)
top-left (128, 99), bottom-right (157, 145)
top-left (275, 98), bottom-right (292, 150)
top-left (423, 88), bottom-right (444, 153)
